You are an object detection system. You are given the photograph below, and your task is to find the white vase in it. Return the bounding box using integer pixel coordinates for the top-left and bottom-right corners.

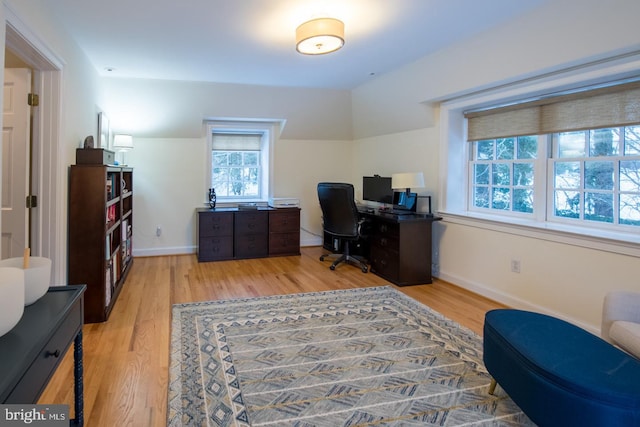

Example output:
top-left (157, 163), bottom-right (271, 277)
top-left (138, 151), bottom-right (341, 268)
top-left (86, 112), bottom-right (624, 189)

top-left (0, 267), bottom-right (25, 337)
top-left (0, 257), bottom-right (51, 305)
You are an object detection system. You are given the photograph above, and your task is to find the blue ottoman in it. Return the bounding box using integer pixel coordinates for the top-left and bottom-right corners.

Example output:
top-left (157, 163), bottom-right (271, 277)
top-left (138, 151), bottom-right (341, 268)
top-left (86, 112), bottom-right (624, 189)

top-left (483, 309), bottom-right (640, 427)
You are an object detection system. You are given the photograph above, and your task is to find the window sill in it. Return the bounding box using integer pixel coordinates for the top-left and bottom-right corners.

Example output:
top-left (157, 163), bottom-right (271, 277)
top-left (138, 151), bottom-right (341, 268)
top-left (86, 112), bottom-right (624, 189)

top-left (439, 210), bottom-right (640, 258)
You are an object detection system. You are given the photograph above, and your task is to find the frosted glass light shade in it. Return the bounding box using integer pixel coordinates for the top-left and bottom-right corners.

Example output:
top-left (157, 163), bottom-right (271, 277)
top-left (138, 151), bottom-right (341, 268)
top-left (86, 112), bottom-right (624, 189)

top-left (113, 134), bottom-right (133, 151)
top-left (296, 18), bottom-right (344, 55)
top-left (392, 172), bottom-right (425, 191)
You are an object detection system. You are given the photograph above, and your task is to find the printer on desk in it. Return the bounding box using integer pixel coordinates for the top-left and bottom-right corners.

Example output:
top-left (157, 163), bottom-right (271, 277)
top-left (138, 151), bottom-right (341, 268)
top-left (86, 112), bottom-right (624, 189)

top-left (268, 197), bottom-right (300, 208)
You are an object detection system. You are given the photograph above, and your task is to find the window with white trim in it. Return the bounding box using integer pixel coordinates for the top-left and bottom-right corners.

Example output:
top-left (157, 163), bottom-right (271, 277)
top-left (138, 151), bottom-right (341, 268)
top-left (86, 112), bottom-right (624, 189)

top-left (551, 126), bottom-right (640, 226)
top-left (206, 121), bottom-right (276, 202)
top-left (470, 136), bottom-right (538, 214)
top-left (465, 81), bottom-right (640, 231)
top-left (211, 133), bottom-right (262, 198)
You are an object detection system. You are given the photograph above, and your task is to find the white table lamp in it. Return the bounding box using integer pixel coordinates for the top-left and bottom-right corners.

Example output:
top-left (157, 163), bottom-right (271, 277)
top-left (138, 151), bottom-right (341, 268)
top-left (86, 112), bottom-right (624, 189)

top-left (113, 134), bottom-right (133, 166)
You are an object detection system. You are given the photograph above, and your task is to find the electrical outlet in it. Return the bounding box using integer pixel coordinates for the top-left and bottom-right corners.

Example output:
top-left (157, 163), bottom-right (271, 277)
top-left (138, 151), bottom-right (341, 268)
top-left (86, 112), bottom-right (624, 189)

top-left (510, 259), bottom-right (521, 273)
top-left (156, 226), bottom-right (162, 237)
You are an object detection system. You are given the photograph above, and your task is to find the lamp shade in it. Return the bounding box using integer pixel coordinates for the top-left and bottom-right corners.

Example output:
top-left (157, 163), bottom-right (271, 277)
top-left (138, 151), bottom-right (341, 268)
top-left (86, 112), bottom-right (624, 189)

top-left (296, 18), bottom-right (344, 55)
top-left (113, 134), bottom-right (133, 151)
top-left (392, 172), bottom-right (425, 190)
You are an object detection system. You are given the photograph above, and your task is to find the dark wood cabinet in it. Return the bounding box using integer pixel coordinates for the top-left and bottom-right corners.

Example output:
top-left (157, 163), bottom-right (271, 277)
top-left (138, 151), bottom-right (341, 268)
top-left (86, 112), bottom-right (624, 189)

top-left (234, 211), bottom-right (269, 259)
top-left (197, 211), bottom-right (234, 261)
top-left (360, 212), bottom-right (440, 286)
top-left (68, 165), bottom-right (133, 323)
top-left (269, 209), bottom-right (301, 256)
top-left (197, 207), bottom-right (300, 261)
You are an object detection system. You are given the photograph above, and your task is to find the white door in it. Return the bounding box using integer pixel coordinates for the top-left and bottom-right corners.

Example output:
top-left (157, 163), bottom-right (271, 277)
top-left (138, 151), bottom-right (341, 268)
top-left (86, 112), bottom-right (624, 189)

top-left (1, 68), bottom-right (31, 259)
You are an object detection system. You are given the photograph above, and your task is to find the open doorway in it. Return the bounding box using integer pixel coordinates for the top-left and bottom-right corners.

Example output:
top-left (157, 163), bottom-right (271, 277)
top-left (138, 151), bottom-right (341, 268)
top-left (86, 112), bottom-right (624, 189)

top-left (3, 50), bottom-right (32, 259)
top-left (3, 12), bottom-right (65, 283)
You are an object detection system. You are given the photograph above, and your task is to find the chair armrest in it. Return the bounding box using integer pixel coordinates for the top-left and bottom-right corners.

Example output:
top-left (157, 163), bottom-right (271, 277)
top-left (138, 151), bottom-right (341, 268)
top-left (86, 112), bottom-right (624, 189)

top-left (601, 291), bottom-right (640, 342)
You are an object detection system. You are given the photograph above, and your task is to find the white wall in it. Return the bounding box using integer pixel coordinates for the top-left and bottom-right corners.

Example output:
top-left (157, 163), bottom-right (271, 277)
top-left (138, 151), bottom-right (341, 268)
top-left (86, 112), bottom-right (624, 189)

top-left (437, 222), bottom-right (640, 333)
top-left (3, 0), bottom-right (102, 283)
top-left (130, 136), bottom-right (353, 255)
top-left (100, 77), bottom-right (353, 141)
top-left (348, 0), bottom-right (640, 333)
top-left (352, 0), bottom-right (640, 139)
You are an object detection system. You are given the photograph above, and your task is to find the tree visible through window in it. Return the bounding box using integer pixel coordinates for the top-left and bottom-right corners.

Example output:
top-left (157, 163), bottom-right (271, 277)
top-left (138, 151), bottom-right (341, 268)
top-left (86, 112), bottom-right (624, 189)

top-left (212, 150), bottom-right (260, 197)
top-left (469, 126), bottom-right (640, 228)
top-left (210, 132), bottom-right (263, 199)
top-left (471, 136), bottom-right (537, 213)
top-left (553, 126), bottom-right (640, 226)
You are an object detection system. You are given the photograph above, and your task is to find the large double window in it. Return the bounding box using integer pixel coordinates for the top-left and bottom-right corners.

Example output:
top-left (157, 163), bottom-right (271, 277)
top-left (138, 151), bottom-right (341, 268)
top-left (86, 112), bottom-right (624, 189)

top-left (466, 81), bottom-right (640, 232)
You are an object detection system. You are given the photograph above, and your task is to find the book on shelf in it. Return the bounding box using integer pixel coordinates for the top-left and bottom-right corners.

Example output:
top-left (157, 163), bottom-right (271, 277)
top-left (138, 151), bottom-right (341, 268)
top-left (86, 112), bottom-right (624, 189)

top-left (106, 175), bottom-right (115, 200)
top-left (106, 204), bottom-right (117, 224)
top-left (105, 261), bottom-right (112, 307)
top-left (122, 219), bottom-right (128, 241)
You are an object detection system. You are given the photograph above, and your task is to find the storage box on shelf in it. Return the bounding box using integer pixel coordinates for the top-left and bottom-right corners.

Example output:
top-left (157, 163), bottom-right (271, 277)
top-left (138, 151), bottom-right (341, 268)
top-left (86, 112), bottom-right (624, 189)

top-left (68, 165), bottom-right (133, 323)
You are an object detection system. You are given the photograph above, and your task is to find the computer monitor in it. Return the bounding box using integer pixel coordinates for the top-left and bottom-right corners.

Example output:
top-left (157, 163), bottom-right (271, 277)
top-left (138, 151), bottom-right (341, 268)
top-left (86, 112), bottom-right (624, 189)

top-left (393, 191), bottom-right (417, 212)
top-left (362, 176), bottom-right (393, 204)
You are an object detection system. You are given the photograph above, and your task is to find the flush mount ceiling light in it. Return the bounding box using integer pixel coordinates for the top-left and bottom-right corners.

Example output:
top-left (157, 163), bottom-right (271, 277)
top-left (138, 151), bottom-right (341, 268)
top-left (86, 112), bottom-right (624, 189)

top-left (296, 17), bottom-right (344, 55)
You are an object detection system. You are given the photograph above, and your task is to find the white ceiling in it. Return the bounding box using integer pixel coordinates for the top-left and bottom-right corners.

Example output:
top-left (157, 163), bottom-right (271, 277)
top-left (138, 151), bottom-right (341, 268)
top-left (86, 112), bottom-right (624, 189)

top-left (49, 0), bottom-right (548, 90)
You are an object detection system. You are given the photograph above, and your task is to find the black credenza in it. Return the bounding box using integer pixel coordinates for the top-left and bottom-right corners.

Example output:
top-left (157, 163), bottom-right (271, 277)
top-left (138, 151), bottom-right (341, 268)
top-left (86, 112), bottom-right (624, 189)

top-left (0, 285), bottom-right (86, 426)
top-left (196, 207), bottom-right (300, 262)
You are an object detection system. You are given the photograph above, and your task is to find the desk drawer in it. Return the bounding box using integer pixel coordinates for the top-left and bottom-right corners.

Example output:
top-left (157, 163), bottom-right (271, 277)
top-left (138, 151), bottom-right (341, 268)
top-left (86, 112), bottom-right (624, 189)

top-left (370, 246), bottom-right (399, 282)
top-left (269, 210), bottom-right (300, 233)
top-left (235, 234), bottom-right (268, 258)
top-left (198, 236), bottom-right (233, 261)
top-left (370, 234), bottom-right (399, 252)
top-left (269, 232), bottom-right (300, 256)
top-left (199, 212), bottom-right (234, 237)
top-left (235, 211), bottom-right (268, 235)
top-left (374, 221), bottom-right (399, 238)
top-left (5, 301), bottom-right (82, 403)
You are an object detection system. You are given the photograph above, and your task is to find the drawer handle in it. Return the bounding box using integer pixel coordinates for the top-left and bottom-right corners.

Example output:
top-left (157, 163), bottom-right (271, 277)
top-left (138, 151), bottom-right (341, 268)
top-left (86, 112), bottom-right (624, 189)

top-left (46, 349), bottom-right (61, 358)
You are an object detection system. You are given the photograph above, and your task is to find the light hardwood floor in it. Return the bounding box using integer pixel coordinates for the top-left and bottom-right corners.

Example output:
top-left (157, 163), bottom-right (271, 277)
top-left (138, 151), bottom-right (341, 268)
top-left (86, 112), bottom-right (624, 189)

top-left (39, 246), bottom-right (506, 426)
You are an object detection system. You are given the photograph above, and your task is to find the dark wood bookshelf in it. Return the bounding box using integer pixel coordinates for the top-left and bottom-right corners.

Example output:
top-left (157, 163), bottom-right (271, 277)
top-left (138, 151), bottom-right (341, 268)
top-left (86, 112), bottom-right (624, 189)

top-left (68, 165), bottom-right (133, 323)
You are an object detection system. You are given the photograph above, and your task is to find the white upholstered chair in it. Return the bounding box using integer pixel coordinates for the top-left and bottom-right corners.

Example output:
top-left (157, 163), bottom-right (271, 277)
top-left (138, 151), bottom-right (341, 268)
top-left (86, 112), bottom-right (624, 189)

top-left (601, 291), bottom-right (640, 359)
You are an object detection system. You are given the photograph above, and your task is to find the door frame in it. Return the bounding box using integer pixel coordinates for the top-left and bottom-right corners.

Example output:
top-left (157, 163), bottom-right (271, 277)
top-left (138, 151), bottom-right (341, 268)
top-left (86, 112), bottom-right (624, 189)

top-left (3, 6), bottom-right (65, 284)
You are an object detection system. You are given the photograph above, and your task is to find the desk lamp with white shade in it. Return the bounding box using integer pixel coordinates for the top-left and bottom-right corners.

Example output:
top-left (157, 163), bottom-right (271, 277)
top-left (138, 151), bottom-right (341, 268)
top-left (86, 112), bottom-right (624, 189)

top-left (391, 172), bottom-right (431, 215)
top-left (112, 134), bottom-right (133, 166)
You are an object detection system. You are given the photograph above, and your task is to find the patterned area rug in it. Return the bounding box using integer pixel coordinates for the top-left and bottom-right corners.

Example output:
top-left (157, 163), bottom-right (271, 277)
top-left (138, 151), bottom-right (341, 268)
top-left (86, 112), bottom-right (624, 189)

top-left (168, 286), bottom-right (534, 426)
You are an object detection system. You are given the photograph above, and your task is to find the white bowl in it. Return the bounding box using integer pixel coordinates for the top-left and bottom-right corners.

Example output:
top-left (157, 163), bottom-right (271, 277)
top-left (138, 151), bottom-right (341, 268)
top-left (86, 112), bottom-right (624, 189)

top-left (0, 267), bottom-right (25, 337)
top-left (0, 257), bottom-right (51, 305)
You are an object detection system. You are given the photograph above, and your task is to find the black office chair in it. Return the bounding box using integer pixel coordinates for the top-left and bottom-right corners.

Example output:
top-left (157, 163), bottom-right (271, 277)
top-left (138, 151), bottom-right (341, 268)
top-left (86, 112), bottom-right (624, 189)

top-left (317, 182), bottom-right (368, 273)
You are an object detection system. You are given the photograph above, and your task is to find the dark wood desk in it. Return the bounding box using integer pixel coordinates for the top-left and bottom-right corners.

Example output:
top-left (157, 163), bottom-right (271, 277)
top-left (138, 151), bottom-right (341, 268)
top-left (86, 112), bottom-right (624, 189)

top-left (0, 285), bottom-right (86, 426)
top-left (325, 210), bottom-right (441, 286)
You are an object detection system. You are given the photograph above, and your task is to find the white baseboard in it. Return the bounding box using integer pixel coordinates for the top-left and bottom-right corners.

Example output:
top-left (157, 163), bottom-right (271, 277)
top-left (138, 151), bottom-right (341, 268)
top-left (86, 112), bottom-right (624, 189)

top-left (437, 269), bottom-right (599, 335)
top-left (133, 246), bottom-right (195, 257)
top-left (301, 236), bottom-right (322, 247)
top-left (132, 238), bottom-right (322, 258)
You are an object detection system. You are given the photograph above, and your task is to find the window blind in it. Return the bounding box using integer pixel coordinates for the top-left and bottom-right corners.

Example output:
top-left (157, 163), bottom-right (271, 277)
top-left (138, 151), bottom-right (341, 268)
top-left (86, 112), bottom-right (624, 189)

top-left (465, 81), bottom-right (640, 141)
top-left (212, 132), bottom-right (262, 150)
